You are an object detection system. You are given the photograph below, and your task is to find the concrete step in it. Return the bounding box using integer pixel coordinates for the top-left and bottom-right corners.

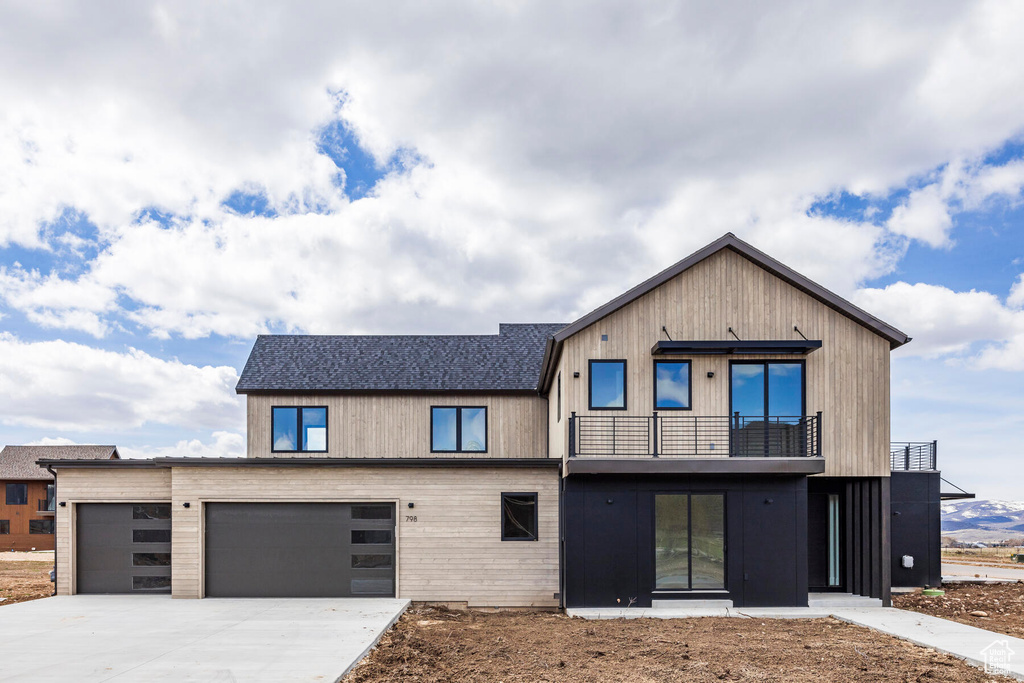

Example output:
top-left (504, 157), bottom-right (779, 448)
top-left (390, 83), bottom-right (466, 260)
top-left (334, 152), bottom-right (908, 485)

top-left (807, 593), bottom-right (882, 608)
top-left (652, 599), bottom-right (733, 609)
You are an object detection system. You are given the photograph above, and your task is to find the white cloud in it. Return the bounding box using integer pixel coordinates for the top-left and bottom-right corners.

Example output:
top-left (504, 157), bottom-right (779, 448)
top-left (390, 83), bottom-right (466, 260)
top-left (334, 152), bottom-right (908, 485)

top-left (1008, 274), bottom-right (1024, 309)
top-left (0, 333), bottom-right (243, 431)
top-left (118, 431), bottom-right (245, 459)
top-left (0, 1), bottom-right (1023, 341)
top-left (854, 281), bottom-right (1024, 364)
top-left (25, 436), bottom-right (77, 446)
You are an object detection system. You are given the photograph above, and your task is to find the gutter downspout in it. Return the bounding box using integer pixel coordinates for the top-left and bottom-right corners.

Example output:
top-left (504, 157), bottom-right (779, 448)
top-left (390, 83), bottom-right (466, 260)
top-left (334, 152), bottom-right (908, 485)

top-left (45, 465), bottom-right (57, 596)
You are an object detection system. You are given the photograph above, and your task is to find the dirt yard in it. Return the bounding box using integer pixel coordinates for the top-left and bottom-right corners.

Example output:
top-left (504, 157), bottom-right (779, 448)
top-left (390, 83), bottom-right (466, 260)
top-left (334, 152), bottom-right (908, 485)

top-left (345, 606), bottom-right (1013, 682)
top-left (894, 582), bottom-right (1024, 639)
top-left (0, 553), bottom-right (54, 606)
top-left (944, 548), bottom-right (1024, 567)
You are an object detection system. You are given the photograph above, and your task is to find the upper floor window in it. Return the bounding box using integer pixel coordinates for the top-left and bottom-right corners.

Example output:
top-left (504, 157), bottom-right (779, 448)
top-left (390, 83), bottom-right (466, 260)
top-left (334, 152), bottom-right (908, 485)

top-left (5, 483), bottom-right (27, 506)
top-left (0, 520), bottom-right (9, 534)
top-left (654, 360), bottom-right (691, 410)
top-left (431, 407), bottom-right (487, 453)
top-left (272, 406), bottom-right (328, 453)
top-left (589, 360), bottom-right (626, 410)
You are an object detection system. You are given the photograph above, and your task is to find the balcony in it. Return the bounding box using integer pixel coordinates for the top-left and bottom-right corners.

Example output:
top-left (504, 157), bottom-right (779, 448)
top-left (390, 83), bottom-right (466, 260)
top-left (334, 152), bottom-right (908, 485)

top-left (569, 412), bottom-right (822, 459)
top-left (37, 498), bottom-right (55, 514)
top-left (889, 441), bottom-right (936, 471)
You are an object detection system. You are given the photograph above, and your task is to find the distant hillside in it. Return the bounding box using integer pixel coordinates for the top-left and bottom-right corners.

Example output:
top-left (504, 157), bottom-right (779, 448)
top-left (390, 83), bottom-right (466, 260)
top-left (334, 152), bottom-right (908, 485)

top-left (941, 500), bottom-right (1024, 543)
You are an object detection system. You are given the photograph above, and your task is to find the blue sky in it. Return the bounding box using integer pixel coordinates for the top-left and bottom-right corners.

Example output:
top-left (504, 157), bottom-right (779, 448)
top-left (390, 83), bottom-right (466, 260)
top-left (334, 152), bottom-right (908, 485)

top-left (1, 1), bottom-right (1023, 499)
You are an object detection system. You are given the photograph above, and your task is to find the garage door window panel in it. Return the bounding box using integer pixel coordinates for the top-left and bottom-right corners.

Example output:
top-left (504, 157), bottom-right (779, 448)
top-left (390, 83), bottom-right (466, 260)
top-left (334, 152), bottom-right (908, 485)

top-left (133, 529), bottom-right (171, 543)
top-left (133, 576), bottom-right (171, 590)
top-left (272, 406), bottom-right (328, 453)
top-left (133, 553), bottom-right (171, 567)
top-left (352, 530), bottom-right (392, 544)
top-left (133, 504), bottom-right (171, 520)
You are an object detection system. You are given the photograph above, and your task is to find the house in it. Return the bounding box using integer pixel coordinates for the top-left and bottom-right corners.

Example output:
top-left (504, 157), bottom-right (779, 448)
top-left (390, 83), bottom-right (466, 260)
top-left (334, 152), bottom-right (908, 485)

top-left (40, 233), bottom-right (914, 607)
top-left (0, 445), bottom-right (119, 552)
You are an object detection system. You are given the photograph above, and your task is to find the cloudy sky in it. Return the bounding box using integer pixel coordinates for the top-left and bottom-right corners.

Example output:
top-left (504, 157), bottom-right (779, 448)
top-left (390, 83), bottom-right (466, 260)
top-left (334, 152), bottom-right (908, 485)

top-left (1, 1), bottom-right (1023, 499)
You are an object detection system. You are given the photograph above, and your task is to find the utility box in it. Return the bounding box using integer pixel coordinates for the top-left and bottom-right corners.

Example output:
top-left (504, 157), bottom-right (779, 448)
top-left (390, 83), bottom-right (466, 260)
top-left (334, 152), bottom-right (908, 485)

top-left (902, 555), bottom-right (914, 569)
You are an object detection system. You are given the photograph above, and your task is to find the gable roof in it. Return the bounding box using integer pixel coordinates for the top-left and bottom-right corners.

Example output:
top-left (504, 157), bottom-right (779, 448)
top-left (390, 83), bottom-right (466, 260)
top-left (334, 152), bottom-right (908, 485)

top-left (0, 445), bottom-right (120, 480)
top-left (236, 323), bottom-right (565, 394)
top-left (537, 233), bottom-right (910, 392)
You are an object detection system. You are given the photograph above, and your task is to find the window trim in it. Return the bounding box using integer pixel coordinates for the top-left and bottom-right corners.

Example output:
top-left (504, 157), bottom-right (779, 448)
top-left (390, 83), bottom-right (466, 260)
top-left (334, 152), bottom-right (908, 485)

top-left (588, 359), bottom-right (628, 411)
top-left (29, 518), bottom-right (55, 535)
top-left (5, 483), bottom-right (27, 506)
top-left (556, 372), bottom-right (562, 423)
top-left (270, 405), bottom-right (329, 454)
top-left (430, 406), bottom-right (489, 453)
top-left (500, 491), bottom-right (538, 541)
top-left (653, 359), bottom-right (693, 411)
top-left (651, 490), bottom-right (728, 592)
top-left (728, 360), bottom-right (807, 418)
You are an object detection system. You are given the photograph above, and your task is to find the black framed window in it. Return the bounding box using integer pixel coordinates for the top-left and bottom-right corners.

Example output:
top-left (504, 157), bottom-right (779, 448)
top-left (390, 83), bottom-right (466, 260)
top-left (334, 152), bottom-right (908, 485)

top-left (654, 493), bottom-right (725, 590)
top-left (654, 360), bottom-right (692, 410)
top-left (5, 483), bottom-right (27, 505)
top-left (272, 406), bottom-right (328, 453)
top-left (29, 519), bottom-right (55, 535)
top-left (730, 361), bottom-right (806, 457)
top-left (557, 372), bottom-right (562, 422)
top-left (431, 407), bottom-right (487, 452)
top-left (501, 492), bottom-right (538, 541)
top-left (589, 359), bottom-right (626, 410)
top-left (44, 484), bottom-right (55, 512)
top-left (0, 520), bottom-right (9, 534)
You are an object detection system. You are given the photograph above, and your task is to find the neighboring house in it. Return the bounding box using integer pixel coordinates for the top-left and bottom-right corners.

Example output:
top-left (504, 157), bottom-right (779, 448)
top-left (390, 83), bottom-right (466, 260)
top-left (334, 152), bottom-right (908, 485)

top-left (41, 233), bottom-right (916, 607)
top-left (0, 445), bottom-right (119, 552)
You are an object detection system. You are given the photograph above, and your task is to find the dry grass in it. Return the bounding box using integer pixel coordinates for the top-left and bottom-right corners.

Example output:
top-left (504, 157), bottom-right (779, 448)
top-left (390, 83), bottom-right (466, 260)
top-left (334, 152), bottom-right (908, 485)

top-left (943, 547), bottom-right (1024, 567)
top-left (0, 558), bottom-right (53, 606)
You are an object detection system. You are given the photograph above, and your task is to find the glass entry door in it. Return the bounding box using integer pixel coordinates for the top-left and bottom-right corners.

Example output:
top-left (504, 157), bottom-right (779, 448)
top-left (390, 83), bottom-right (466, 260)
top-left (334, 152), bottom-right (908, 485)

top-left (730, 362), bottom-right (804, 457)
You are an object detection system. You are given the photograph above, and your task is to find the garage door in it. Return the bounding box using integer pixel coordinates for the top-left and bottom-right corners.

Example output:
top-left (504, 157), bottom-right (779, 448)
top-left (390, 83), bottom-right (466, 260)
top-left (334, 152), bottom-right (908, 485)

top-left (77, 503), bottom-right (172, 594)
top-left (204, 503), bottom-right (395, 598)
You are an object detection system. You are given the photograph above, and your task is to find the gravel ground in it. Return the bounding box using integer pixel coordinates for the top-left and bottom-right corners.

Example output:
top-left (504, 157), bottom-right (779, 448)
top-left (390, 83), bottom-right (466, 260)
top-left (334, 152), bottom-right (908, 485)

top-left (344, 605), bottom-right (1016, 682)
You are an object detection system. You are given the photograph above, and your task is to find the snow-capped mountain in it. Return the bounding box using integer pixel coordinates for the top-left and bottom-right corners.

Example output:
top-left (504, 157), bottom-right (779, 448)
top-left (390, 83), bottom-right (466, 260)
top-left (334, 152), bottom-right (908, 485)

top-left (941, 500), bottom-right (1024, 542)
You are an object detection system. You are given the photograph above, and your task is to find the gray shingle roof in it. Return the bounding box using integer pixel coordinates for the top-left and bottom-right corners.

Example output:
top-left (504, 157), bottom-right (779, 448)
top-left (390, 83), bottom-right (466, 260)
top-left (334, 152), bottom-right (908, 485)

top-left (0, 445), bottom-right (120, 480)
top-left (236, 323), bottom-right (566, 393)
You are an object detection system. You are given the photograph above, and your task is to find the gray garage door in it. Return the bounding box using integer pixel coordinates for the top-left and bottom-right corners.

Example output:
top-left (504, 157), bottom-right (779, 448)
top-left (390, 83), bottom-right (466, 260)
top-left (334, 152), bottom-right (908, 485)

top-left (204, 503), bottom-right (395, 598)
top-left (77, 503), bottom-right (172, 594)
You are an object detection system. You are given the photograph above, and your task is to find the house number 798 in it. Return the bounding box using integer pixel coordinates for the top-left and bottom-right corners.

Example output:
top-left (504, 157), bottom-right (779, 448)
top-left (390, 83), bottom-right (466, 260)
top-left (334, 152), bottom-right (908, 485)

top-left (405, 515), bottom-right (417, 522)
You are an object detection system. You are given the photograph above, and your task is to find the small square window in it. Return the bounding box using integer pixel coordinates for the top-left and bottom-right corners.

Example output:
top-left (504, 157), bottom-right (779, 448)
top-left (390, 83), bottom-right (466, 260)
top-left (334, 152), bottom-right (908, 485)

top-left (29, 519), bottom-right (54, 534)
top-left (0, 520), bottom-right (9, 534)
top-left (654, 360), bottom-right (692, 410)
top-left (5, 483), bottom-right (27, 506)
top-left (272, 406), bottom-right (328, 453)
top-left (431, 407), bottom-right (487, 453)
top-left (501, 492), bottom-right (538, 541)
top-left (589, 360), bottom-right (626, 410)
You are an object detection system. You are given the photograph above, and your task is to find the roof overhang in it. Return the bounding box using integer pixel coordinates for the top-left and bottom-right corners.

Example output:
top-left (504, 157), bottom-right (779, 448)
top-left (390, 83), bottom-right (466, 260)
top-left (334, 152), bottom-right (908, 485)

top-left (537, 233), bottom-right (910, 393)
top-left (565, 457), bottom-right (825, 476)
top-left (38, 457), bottom-right (562, 470)
top-left (651, 340), bottom-right (822, 356)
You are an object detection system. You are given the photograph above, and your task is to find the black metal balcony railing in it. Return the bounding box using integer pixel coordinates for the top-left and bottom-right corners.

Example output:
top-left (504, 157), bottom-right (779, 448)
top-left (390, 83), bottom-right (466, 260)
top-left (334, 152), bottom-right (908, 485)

top-left (890, 441), bottom-right (937, 471)
top-left (569, 412), bottom-right (822, 458)
top-left (37, 498), bottom-right (55, 512)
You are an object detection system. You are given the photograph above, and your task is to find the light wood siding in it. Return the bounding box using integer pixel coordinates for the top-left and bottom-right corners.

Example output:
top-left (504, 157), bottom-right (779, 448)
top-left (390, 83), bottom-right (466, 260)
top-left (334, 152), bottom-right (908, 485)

top-left (247, 394), bottom-right (548, 459)
top-left (170, 466), bottom-right (559, 606)
top-left (555, 248), bottom-right (891, 477)
top-left (53, 468), bottom-right (172, 595)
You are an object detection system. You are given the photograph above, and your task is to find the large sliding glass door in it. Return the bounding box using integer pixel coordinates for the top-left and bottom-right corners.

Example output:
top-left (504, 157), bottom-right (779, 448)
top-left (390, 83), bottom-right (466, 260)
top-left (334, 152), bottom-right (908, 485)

top-left (654, 493), bottom-right (725, 591)
top-left (730, 361), bottom-right (805, 457)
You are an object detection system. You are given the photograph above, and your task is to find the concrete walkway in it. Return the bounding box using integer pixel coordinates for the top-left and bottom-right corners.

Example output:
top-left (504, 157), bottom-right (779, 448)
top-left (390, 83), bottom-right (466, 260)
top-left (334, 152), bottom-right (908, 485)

top-left (0, 596), bottom-right (409, 682)
top-left (568, 606), bottom-right (1024, 679)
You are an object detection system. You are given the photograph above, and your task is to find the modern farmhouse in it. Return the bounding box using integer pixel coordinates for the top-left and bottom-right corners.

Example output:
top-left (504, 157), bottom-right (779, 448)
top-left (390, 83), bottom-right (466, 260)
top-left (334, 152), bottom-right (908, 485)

top-left (40, 233), bottom-right (916, 608)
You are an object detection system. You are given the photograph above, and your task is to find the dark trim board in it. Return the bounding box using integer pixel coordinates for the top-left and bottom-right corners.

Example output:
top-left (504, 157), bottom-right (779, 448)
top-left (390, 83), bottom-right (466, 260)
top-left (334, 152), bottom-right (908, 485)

top-left (565, 458), bottom-right (825, 476)
top-left (40, 458), bottom-right (562, 470)
top-left (562, 474), bottom-right (810, 608)
top-left (652, 340), bottom-right (822, 355)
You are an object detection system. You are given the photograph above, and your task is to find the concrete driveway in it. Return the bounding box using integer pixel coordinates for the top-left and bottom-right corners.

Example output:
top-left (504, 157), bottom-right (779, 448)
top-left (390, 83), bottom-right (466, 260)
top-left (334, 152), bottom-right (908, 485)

top-left (0, 596), bottom-right (409, 682)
